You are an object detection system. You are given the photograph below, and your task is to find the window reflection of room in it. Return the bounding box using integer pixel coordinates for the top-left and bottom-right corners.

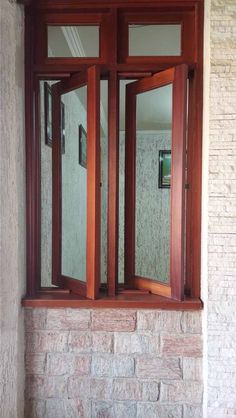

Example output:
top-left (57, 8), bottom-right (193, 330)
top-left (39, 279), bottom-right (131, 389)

top-left (47, 25), bottom-right (100, 58)
top-left (129, 24), bottom-right (181, 56)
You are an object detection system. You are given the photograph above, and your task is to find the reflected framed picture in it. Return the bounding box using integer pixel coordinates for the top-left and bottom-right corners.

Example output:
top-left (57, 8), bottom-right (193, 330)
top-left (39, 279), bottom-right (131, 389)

top-left (159, 150), bottom-right (171, 188)
top-left (44, 82), bottom-right (52, 147)
top-left (79, 124), bottom-right (87, 168)
top-left (44, 82), bottom-right (65, 154)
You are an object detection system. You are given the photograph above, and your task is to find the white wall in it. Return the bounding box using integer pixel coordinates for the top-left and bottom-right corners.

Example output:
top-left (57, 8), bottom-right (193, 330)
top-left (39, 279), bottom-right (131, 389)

top-left (0, 1), bottom-right (25, 417)
top-left (61, 88), bottom-right (87, 281)
top-left (118, 131), bottom-right (171, 283)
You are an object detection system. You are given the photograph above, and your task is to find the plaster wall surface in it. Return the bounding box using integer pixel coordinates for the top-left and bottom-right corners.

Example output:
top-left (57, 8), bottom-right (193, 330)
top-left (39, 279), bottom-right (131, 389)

top-left (207, 0), bottom-right (236, 416)
top-left (0, 1), bottom-right (25, 417)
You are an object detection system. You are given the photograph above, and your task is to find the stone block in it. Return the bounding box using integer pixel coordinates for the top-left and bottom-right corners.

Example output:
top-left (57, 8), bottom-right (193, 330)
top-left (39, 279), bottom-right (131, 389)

top-left (25, 309), bottom-right (47, 330)
top-left (137, 403), bottom-right (182, 418)
top-left (91, 310), bottom-right (136, 332)
top-left (68, 377), bottom-right (90, 399)
top-left (141, 381), bottom-right (160, 401)
top-left (68, 332), bottom-right (92, 353)
top-left (92, 333), bottom-right (114, 353)
top-left (45, 353), bottom-right (72, 375)
top-left (137, 311), bottom-right (182, 333)
top-left (91, 355), bottom-right (134, 377)
top-left (25, 353), bottom-right (46, 375)
top-left (135, 356), bottom-right (182, 379)
top-left (113, 356), bottom-right (135, 377)
top-left (92, 401), bottom-right (113, 418)
top-left (160, 381), bottom-right (203, 403)
top-left (113, 402), bottom-right (137, 418)
top-left (183, 357), bottom-right (203, 381)
top-left (183, 405), bottom-right (203, 418)
top-left (90, 378), bottom-right (112, 400)
top-left (161, 335), bottom-right (202, 357)
top-left (74, 355), bottom-right (91, 376)
top-left (45, 399), bottom-right (91, 418)
top-left (181, 312), bottom-right (202, 334)
top-left (26, 331), bottom-right (68, 353)
top-left (25, 400), bottom-right (46, 418)
top-left (46, 309), bottom-right (91, 331)
top-left (114, 333), bottom-right (159, 354)
top-left (26, 375), bottom-right (67, 399)
top-left (45, 353), bottom-right (91, 376)
top-left (91, 354), bottom-right (111, 377)
top-left (113, 378), bottom-right (142, 401)
top-left (207, 407), bottom-right (236, 418)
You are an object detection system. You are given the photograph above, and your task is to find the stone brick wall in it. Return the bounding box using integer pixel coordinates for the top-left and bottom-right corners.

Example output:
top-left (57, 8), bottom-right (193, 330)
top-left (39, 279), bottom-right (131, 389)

top-left (207, 0), bottom-right (236, 416)
top-left (25, 309), bottom-right (202, 418)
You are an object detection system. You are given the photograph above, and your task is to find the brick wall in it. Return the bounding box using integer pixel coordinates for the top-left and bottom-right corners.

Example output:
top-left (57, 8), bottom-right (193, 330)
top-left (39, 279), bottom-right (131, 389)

top-left (207, 0), bottom-right (236, 416)
top-left (25, 309), bottom-right (202, 418)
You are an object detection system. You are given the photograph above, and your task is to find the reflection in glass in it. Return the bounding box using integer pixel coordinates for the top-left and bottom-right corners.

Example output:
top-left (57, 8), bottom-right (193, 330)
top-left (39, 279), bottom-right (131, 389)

top-left (48, 26), bottom-right (100, 58)
top-left (40, 80), bottom-right (59, 287)
top-left (61, 86), bottom-right (87, 281)
top-left (119, 80), bottom-right (136, 284)
top-left (135, 84), bottom-right (173, 283)
top-left (129, 24), bottom-right (181, 56)
top-left (100, 80), bottom-right (108, 284)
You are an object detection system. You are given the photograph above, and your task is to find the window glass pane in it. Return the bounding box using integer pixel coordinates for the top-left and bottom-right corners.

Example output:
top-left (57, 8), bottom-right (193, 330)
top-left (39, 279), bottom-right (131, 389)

top-left (119, 79), bottom-right (136, 284)
top-left (129, 24), bottom-right (181, 56)
top-left (40, 80), bottom-right (59, 287)
top-left (135, 84), bottom-right (173, 283)
top-left (100, 80), bottom-right (108, 284)
top-left (61, 86), bottom-right (87, 281)
top-left (48, 26), bottom-right (100, 58)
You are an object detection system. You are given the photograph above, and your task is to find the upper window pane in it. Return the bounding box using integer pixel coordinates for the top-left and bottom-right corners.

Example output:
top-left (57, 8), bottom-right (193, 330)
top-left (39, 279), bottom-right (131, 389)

top-left (47, 25), bottom-right (100, 58)
top-left (129, 24), bottom-right (181, 56)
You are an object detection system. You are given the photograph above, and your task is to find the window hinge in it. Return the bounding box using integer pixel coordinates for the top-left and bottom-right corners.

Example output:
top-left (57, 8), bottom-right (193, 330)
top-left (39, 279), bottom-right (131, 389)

top-left (185, 183), bottom-right (190, 190)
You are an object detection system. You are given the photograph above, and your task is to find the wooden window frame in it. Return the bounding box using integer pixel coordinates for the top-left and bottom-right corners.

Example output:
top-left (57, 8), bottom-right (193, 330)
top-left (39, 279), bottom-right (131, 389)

top-left (34, 11), bottom-right (111, 65)
top-left (124, 65), bottom-right (188, 301)
top-left (118, 10), bottom-right (196, 64)
top-left (51, 67), bottom-right (101, 300)
top-left (22, 0), bottom-right (203, 309)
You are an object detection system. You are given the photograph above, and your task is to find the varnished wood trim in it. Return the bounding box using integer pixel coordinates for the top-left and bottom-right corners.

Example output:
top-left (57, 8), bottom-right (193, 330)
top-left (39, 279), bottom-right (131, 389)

top-left (170, 63), bottom-right (188, 300)
top-left (22, 292), bottom-right (203, 310)
top-left (133, 277), bottom-right (172, 298)
top-left (107, 71), bottom-right (119, 296)
top-left (18, 1), bottom-right (204, 7)
top-left (86, 66), bottom-right (101, 300)
top-left (61, 276), bottom-right (87, 297)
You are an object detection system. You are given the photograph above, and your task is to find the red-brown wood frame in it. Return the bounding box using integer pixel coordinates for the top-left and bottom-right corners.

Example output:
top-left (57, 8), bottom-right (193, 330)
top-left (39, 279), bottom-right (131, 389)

top-left (124, 65), bottom-right (187, 301)
top-left (118, 10), bottom-right (196, 64)
top-left (51, 67), bottom-right (100, 300)
top-left (35, 11), bottom-right (111, 65)
top-left (23, 0), bottom-right (203, 307)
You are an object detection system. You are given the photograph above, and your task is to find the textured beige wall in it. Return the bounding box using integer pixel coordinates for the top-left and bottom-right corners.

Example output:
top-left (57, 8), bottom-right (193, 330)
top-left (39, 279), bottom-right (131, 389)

top-left (0, 1), bottom-right (25, 417)
top-left (206, 0), bottom-right (236, 416)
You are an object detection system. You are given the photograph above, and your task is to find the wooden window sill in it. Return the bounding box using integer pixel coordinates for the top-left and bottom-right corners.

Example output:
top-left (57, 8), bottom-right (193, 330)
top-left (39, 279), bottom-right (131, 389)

top-left (22, 289), bottom-right (203, 310)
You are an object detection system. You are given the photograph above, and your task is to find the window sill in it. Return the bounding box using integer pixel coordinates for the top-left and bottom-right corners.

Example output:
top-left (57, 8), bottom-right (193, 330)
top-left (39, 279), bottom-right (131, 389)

top-left (22, 289), bottom-right (203, 310)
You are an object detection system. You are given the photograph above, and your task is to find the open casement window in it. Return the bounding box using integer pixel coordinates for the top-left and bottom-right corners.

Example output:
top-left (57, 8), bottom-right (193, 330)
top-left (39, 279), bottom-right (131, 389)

top-left (23, 0), bottom-right (203, 309)
top-left (124, 64), bottom-right (188, 301)
top-left (51, 66), bottom-right (101, 300)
